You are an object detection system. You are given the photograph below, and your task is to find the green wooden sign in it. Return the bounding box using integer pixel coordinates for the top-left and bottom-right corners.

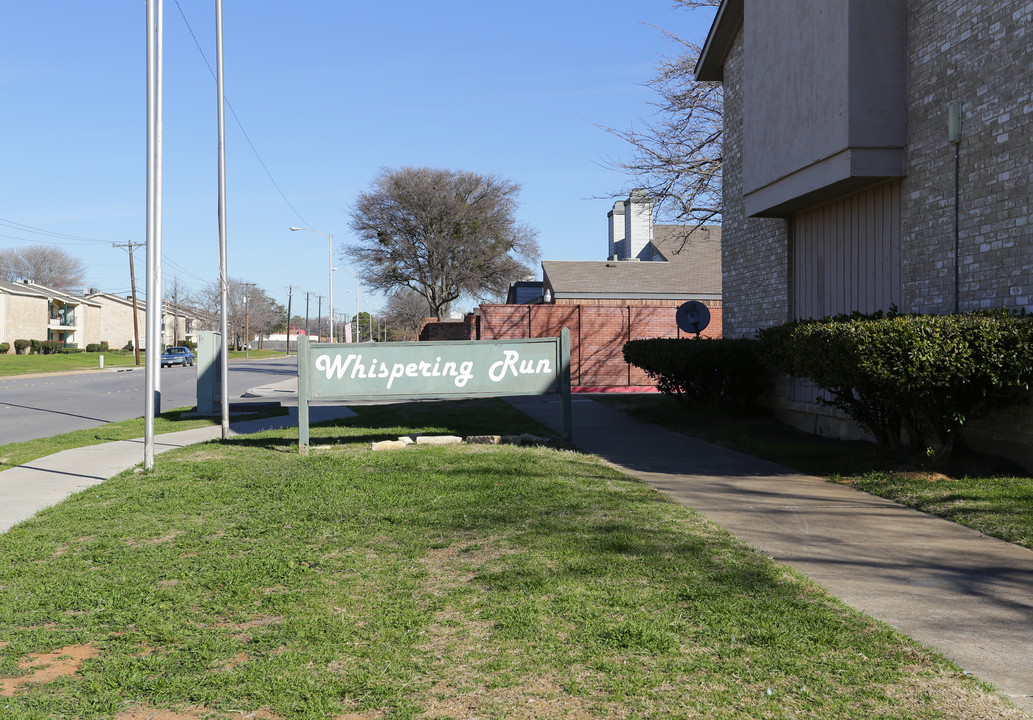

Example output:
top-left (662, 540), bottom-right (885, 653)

top-left (297, 329), bottom-right (572, 452)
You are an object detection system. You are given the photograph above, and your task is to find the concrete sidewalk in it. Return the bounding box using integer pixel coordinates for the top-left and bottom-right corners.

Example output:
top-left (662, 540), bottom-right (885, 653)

top-left (0, 405), bottom-right (355, 534)
top-left (507, 394), bottom-right (1033, 714)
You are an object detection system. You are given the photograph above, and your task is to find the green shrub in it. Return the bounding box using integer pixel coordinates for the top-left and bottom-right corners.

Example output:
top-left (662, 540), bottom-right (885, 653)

top-left (623, 337), bottom-right (769, 413)
top-left (758, 310), bottom-right (1033, 452)
top-left (0, 342), bottom-right (8, 354)
top-left (59, 345), bottom-right (85, 353)
top-left (14, 339), bottom-right (29, 355)
top-left (86, 343), bottom-right (103, 353)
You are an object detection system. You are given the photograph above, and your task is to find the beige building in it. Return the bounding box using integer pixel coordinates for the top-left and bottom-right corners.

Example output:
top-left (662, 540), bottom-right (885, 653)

top-left (0, 281), bottom-right (210, 351)
top-left (84, 292), bottom-right (210, 350)
top-left (0, 280), bottom-right (101, 348)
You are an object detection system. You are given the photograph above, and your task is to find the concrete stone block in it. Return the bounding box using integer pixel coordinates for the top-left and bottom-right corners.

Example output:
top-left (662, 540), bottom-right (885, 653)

top-left (465, 435), bottom-right (501, 445)
top-left (372, 440), bottom-right (408, 451)
top-left (414, 435), bottom-right (463, 446)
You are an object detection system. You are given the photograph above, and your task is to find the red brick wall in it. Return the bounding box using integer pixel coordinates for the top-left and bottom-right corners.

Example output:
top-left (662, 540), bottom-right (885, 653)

top-left (478, 301), bottom-right (722, 388)
top-left (418, 315), bottom-right (477, 342)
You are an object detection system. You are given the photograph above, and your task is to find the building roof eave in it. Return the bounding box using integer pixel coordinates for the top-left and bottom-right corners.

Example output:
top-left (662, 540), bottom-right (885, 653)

top-left (695, 0), bottom-right (744, 82)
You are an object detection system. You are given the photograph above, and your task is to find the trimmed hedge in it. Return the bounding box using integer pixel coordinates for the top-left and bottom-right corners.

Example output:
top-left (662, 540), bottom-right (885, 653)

top-left (14, 339), bottom-right (30, 355)
top-left (758, 310), bottom-right (1033, 452)
top-left (623, 337), bottom-right (768, 413)
top-left (0, 342), bottom-right (8, 355)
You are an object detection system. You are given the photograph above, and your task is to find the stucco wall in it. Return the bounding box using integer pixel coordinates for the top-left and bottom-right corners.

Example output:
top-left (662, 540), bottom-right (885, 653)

top-left (92, 299), bottom-right (146, 349)
top-left (4, 295), bottom-right (47, 343)
top-left (742, 0), bottom-right (906, 215)
top-left (901, 0), bottom-right (1033, 315)
top-left (721, 30), bottom-right (789, 339)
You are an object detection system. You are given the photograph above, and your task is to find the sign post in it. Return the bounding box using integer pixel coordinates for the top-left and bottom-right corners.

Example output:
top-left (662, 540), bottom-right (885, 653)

top-left (297, 329), bottom-right (573, 454)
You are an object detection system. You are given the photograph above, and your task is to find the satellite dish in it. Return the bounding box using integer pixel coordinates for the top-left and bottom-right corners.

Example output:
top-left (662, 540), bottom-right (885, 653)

top-left (676, 301), bottom-right (711, 335)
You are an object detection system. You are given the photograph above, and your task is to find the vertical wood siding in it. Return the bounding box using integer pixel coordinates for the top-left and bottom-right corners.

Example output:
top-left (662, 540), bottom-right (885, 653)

top-left (790, 181), bottom-right (902, 404)
top-left (792, 181), bottom-right (902, 320)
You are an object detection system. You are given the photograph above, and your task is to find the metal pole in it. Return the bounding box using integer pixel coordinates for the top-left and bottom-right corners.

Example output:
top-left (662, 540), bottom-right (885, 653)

top-left (144, 0), bottom-right (156, 470)
top-left (328, 233), bottom-right (334, 343)
top-left (216, 0), bottom-right (230, 439)
top-left (153, 0), bottom-right (163, 415)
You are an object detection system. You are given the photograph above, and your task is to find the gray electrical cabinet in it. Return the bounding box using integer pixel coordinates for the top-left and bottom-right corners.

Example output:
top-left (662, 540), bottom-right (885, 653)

top-left (196, 331), bottom-right (223, 414)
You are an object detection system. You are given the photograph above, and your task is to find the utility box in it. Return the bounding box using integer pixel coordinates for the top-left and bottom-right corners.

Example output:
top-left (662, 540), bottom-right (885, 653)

top-left (196, 331), bottom-right (223, 414)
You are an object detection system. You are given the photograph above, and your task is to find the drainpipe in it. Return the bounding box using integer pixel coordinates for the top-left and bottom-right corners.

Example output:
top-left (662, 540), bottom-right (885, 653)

top-left (949, 101), bottom-right (962, 314)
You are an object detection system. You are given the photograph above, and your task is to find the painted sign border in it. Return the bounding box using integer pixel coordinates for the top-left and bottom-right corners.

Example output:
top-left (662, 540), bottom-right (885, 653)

top-left (297, 328), bottom-right (572, 453)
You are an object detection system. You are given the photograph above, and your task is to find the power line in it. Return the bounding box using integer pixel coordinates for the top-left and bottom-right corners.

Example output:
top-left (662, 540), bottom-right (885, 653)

top-left (172, 0), bottom-right (314, 230)
top-left (0, 217), bottom-right (110, 244)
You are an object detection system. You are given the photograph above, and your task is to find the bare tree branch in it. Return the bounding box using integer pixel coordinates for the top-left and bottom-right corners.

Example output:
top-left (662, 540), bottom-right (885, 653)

top-left (0, 245), bottom-right (88, 290)
top-left (596, 1), bottom-right (723, 242)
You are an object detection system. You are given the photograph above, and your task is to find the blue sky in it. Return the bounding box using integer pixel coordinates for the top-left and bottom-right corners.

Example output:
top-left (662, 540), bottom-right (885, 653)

top-left (0, 1), bottom-right (717, 316)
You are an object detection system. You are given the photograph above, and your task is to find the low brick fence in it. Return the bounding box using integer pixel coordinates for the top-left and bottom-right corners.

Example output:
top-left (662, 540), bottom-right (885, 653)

top-left (478, 302), bottom-right (722, 388)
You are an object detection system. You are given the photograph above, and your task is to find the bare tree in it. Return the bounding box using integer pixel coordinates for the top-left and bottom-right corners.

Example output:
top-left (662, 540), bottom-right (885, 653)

top-left (598, 0), bottom-right (723, 245)
top-left (346, 167), bottom-right (540, 320)
top-left (383, 288), bottom-right (432, 341)
top-left (0, 245), bottom-right (88, 289)
top-left (193, 278), bottom-right (281, 349)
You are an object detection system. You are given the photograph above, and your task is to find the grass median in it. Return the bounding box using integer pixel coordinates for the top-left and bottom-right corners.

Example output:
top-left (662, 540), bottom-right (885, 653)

top-left (595, 394), bottom-right (1033, 552)
top-left (0, 399), bottom-right (1023, 719)
top-left (0, 406), bottom-right (288, 472)
top-left (0, 350), bottom-right (286, 377)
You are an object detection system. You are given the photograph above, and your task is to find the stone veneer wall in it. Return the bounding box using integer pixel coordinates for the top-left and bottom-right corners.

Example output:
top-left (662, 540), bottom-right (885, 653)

top-left (720, 32), bottom-right (789, 340)
top-left (902, 0), bottom-right (1033, 315)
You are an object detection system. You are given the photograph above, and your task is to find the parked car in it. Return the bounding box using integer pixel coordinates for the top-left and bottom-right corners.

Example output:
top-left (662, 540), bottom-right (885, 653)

top-left (161, 346), bottom-right (195, 368)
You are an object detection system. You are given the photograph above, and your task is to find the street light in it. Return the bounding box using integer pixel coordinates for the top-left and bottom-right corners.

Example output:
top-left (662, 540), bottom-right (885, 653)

top-left (289, 226), bottom-right (334, 344)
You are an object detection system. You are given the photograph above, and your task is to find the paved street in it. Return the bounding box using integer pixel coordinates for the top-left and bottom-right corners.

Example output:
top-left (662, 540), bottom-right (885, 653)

top-left (0, 355), bottom-right (298, 445)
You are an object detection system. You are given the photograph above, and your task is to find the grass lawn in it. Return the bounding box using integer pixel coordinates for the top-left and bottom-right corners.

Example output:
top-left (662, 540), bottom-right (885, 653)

top-left (0, 406), bottom-right (288, 472)
top-left (0, 352), bottom-right (147, 376)
top-left (595, 394), bottom-right (1033, 552)
top-left (0, 399), bottom-right (1023, 719)
top-left (0, 349), bottom-right (286, 377)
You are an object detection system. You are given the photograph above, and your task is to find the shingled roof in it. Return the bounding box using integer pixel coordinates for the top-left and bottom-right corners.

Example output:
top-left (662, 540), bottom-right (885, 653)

top-left (543, 224), bottom-right (721, 301)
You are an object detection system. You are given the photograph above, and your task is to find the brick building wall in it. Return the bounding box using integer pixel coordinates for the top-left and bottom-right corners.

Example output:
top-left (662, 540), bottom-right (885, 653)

top-left (901, 0), bottom-right (1033, 462)
top-left (479, 302), bottom-right (721, 388)
top-left (720, 32), bottom-right (789, 340)
top-left (902, 0), bottom-right (1033, 315)
top-left (716, 2), bottom-right (1033, 466)
top-left (418, 315), bottom-right (477, 342)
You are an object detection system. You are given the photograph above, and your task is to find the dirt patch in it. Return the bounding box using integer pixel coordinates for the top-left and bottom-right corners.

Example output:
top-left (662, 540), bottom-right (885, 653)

top-left (0, 644), bottom-right (99, 697)
top-left (51, 535), bottom-right (96, 558)
top-left (127, 530), bottom-right (183, 548)
top-left (211, 653), bottom-right (249, 672)
top-left (423, 674), bottom-right (604, 720)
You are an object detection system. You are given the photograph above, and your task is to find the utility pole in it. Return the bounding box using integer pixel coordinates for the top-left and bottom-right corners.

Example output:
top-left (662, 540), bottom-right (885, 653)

top-left (284, 286), bottom-right (295, 355)
top-left (169, 276), bottom-right (180, 345)
top-left (304, 291), bottom-right (311, 338)
top-left (242, 282), bottom-right (255, 359)
top-left (316, 294), bottom-right (323, 341)
top-left (113, 241), bottom-right (142, 366)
